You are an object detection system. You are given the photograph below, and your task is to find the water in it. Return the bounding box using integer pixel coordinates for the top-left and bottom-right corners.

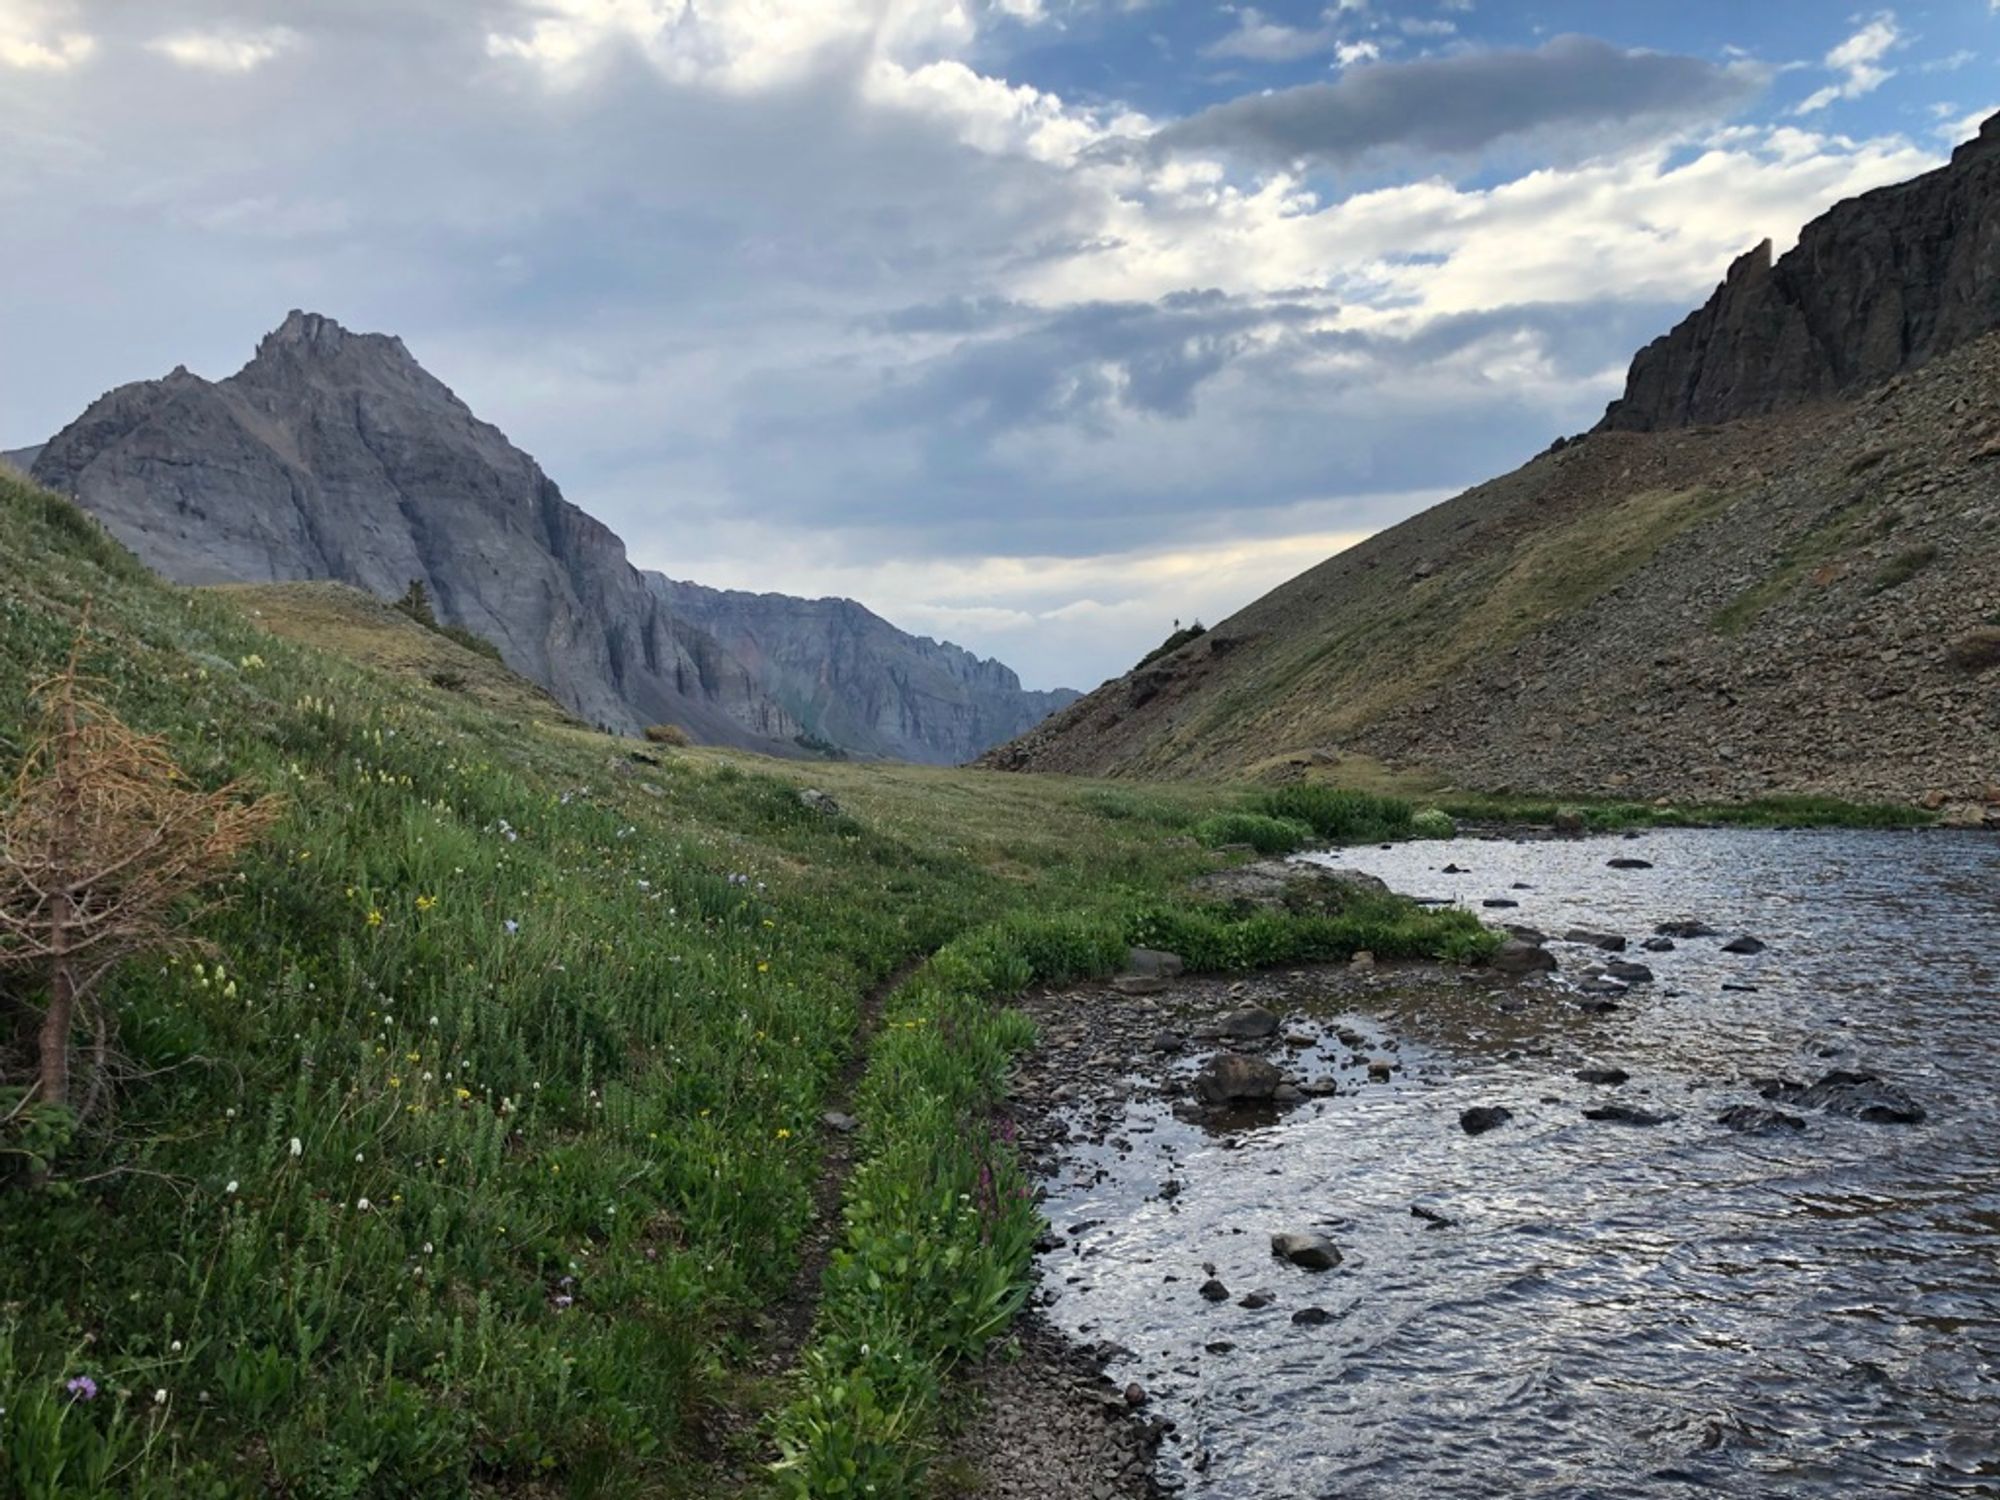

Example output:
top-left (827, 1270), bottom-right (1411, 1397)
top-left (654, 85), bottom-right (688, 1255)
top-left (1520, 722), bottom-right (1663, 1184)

top-left (1036, 829), bottom-right (2000, 1498)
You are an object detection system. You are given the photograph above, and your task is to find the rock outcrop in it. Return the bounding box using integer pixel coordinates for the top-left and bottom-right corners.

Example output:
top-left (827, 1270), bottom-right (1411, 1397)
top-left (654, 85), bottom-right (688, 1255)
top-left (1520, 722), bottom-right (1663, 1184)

top-left (28, 313), bottom-right (1069, 758)
top-left (0, 445), bottom-right (41, 476)
top-left (1600, 113), bottom-right (2000, 432)
top-left (647, 576), bottom-right (1077, 765)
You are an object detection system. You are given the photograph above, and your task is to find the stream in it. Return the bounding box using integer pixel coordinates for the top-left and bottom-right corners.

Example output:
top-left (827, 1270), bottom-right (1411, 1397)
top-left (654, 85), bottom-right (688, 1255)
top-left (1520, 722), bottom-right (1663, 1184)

top-left (1034, 829), bottom-right (2000, 1498)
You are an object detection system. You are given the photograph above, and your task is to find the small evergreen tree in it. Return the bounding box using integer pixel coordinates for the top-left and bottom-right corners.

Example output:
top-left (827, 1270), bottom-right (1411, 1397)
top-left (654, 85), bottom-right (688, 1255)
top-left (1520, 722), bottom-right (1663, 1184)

top-left (395, 578), bottom-right (437, 627)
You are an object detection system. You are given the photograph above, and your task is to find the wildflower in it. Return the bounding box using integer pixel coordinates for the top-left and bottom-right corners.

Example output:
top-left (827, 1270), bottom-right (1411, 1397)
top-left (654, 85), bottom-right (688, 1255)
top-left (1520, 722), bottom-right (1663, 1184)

top-left (356, 1197), bottom-right (372, 1212)
top-left (757, 962), bottom-right (769, 974)
top-left (552, 1294), bottom-right (574, 1312)
top-left (153, 1389), bottom-right (168, 1405)
top-left (65, 1376), bottom-right (98, 1402)
top-left (170, 1341), bottom-right (182, 1353)
top-left (365, 908), bottom-right (384, 928)
top-left (503, 919), bottom-right (519, 935)
top-left (224, 1180), bottom-right (239, 1195)
top-left (415, 895), bottom-right (437, 912)
top-left (776, 1128), bottom-right (791, 1140)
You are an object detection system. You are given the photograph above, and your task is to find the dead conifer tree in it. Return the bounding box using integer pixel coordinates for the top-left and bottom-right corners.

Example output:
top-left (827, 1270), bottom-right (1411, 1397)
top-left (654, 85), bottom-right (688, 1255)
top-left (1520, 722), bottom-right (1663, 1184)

top-left (0, 614), bottom-right (279, 1123)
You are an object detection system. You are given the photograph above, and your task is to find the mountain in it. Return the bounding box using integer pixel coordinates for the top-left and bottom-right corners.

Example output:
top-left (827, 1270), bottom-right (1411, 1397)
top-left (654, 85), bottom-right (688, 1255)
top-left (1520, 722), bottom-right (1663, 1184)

top-left (0, 445), bottom-right (40, 476)
top-left (649, 576), bottom-right (1077, 764)
top-left (985, 121), bottom-right (2000, 807)
top-left (1602, 113), bottom-right (2000, 433)
top-left (26, 313), bottom-right (1069, 759)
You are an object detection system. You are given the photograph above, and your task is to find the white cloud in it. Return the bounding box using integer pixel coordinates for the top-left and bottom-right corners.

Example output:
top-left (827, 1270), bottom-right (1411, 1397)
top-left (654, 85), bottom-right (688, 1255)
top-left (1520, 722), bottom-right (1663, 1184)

top-left (147, 25), bottom-right (297, 73)
top-left (0, 0), bottom-right (93, 71)
top-left (1203, 7), bottom-right (1338, 63)
top-left (485, 0), bottom-right (981, 91)
top-left (1796, 14), bottom-right (1900, 114)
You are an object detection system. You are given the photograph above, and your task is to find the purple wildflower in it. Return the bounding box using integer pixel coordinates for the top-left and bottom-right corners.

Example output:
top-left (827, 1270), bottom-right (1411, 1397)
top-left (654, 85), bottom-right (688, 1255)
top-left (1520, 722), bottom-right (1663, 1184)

top-left (65, 1375), bottom-right (99, 1402)
top-left (552, 1294), bottom-right (575, 1312)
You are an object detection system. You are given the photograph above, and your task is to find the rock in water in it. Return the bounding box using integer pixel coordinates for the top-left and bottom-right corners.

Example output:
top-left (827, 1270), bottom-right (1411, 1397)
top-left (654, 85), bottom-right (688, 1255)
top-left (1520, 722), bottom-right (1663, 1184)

top-left (1195, 1053), bottom-right (1283, 1105)
top-left (1218, 1006), bottom-right (1280, 1040)
top-left (1761, 1070), bottom-right (1926, 1125)
top-left (1564, 929), bottom-right (1628, 951)
top-left (1656, 920), bottom-right (1717, 939)
top-left (1270, 1232), bottom-right (1342, 1271)
top-left (1198, 1278), bottom-right (1231, 1302)
top-left (1582, 1105), bottom-right (1673, 1126)
top-left (1606, 857), bottom-right (1654, 870)
top-left (1717, 1105), bottom-right (1806, 1134)
top-left (1722, 935), bottom-right (1767, 955)
top-left (1575, 1067), bottom-right (1630, 1086)
top-left (1460, 1106), bottom-right (1514, 1136)
top-left (1493, 940), bottom-right (1558, 976)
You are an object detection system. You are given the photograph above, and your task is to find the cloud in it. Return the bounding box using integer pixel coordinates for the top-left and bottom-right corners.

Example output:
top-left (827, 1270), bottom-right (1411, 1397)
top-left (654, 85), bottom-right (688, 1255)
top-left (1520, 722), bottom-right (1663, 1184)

top-left (1152, 35), bottom-right (1767, 170)
top-left (0, 2), bottom-right (1946, 689)
top-left (1796, 14), bottom-right (1899, 114)
top-left (147, 25), bottom-right (297, 72)
top-left (0, 0), bottom-right (93, 70)
top-left (1202, 7), bottom-right (1339, 63)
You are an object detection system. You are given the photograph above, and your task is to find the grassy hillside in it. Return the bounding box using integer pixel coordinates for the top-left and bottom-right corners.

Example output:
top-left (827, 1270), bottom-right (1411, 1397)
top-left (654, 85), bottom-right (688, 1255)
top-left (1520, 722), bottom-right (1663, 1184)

top-left (991, 335), bottom-right (2000, 810)
top-left (0, 472), bottom-right (1486, 1499)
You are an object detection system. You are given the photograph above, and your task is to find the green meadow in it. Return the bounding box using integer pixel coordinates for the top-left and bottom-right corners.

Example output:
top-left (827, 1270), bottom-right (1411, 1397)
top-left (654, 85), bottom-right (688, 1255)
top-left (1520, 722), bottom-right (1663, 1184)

top-left (0, 472), bottom-right (1491, 1499)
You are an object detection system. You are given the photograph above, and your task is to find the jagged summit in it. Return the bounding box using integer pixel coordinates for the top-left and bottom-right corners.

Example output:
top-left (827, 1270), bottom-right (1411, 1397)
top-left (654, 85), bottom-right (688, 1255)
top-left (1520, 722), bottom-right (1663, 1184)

top-left (25, 313), bottom-right (1075, 762)
top-left (1599, 108), bottom-right (2000, 432)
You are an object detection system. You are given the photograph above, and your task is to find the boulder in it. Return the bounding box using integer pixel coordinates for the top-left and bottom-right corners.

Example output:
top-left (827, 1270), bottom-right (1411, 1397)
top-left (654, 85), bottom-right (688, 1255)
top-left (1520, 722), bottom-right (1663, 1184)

top-left (1492, 939), bottom-right (1558, 976)
top-left (1575, 1067), bottom-right (1630, 1086)
top-left (1582, 1104), bottom-right (1673, 1126)
top-left (1605, 961), bottom-right (1654, 984)
top-left (1188, 859), bottom-right (1389, 915)
top-left (1218, 1005), bottom-right (1280, 1040)
top-left (1762, 1070), bottom-right (1925, 1125)
top-left (797, 788), bottom-right (842, 816)
top-left (1721, 935), bottom-right (1767, 955)
top-left (1655, 920), bottom-right (1717, 939)
top-left (1717, 1105), bottom-right (1805, 1134)
top-left (1195, 1053), bottom-right (1284, 1105)
top-left (1459, 1105), bottom-right (1514, 1135)
top-left (1126, 947), bottom-right (1185, 979)
top-left (1606, 857), bottom-right (1654, 870)
top-left (1271, 1232), bottom-right (1343, 1271)
top-left (1564, 929), bottom-right (1628, 952)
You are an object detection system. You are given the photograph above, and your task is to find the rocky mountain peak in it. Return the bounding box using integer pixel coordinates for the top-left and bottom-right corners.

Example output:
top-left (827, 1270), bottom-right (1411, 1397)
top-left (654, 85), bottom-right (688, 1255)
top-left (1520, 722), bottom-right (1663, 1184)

top-left (1599, 109), bottom-right (2000, 432)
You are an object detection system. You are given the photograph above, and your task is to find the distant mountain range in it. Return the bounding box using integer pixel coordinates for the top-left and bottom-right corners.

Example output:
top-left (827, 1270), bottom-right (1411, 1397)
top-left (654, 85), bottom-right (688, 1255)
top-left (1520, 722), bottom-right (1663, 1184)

top-left (987, 113), bottom-right (2000, 809)
top-left (21, 312), bottom-right (1073, 762)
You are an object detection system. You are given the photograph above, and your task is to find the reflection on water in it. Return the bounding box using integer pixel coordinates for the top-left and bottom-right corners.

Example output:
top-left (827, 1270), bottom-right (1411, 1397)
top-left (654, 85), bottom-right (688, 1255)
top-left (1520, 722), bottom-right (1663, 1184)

top-left (1037, 830), bottom-right (2000, 1498)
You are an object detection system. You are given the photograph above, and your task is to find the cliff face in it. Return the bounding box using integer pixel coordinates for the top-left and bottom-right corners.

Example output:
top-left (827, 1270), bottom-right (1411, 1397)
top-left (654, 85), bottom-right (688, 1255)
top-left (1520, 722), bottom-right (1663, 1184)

top-left (29, 312), bottom-right (802, 747)
top-left (1600, 113), bottom-right (2000, 432)
top-left (648, 576), bottom-right (1078, 765)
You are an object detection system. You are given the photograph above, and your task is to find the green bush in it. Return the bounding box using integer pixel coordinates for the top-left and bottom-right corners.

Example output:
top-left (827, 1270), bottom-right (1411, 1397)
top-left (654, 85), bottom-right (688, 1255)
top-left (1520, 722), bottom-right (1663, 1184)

top-left (1193, 811), bottom-right (1314, 854)
top-left (1134, 621), bottom-right (1207, 669)
top-left (1250, 785), bottom-right (1414, 843)
top-left (1410, 808), bottom-right (1457, 838)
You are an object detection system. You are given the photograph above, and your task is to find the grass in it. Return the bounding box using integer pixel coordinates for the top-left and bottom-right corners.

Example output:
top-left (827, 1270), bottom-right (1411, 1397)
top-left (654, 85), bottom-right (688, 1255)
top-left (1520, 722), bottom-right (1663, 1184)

top-left (0, 472), bottom-right (1488, 1499)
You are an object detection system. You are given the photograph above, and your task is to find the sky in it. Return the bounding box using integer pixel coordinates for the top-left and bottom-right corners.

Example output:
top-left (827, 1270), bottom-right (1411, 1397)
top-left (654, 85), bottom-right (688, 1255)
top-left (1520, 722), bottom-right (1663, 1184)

top-left (1, 2), bottom-right (1995, 691)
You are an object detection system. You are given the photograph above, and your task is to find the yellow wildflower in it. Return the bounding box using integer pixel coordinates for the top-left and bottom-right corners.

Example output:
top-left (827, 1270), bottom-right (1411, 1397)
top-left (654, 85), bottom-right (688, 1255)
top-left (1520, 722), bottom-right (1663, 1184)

top-left (365, 908), bottom-right (384, 928)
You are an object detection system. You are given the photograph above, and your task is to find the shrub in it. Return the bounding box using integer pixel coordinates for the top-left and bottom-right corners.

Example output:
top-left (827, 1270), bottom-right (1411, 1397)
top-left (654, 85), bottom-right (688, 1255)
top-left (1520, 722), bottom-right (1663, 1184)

top-left (1134, 621), bottom-right (1207, 670)
top-left (1193, 811), bottom-right (1313, 854)
top-left (1869, 544), bottom-right (1938, 594)
top-left (1410, 808), bottom-right (1457, 838)
top-left (643, 722), bottom-right (691, 746)
top-left (1250, 785), bottom-right (1414, 843)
